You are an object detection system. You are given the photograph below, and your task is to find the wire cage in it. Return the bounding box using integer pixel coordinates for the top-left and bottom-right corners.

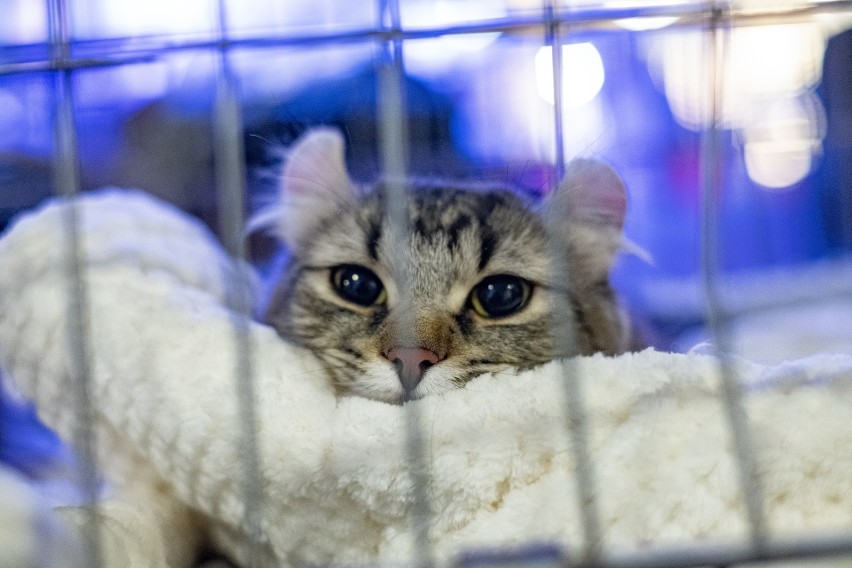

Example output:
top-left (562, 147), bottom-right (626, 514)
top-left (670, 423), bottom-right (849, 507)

top-left (1, 0), bottom-right (851, 567)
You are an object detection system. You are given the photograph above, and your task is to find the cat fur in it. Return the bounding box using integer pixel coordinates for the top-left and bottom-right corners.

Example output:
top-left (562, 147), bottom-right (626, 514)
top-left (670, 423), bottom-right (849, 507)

top-left (259, 128), bottom-right (632, 403)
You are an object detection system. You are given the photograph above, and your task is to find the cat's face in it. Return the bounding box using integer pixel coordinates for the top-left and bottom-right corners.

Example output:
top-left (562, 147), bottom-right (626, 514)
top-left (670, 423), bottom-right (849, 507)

top-left (261, 129), bottom-right (630, 404)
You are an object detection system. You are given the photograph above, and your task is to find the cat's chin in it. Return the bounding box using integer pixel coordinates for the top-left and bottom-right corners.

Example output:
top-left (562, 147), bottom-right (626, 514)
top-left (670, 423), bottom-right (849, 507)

top-left (341, 362), bottom-right (410, 404)
top-left (345, 361), bottom-right (475, 405)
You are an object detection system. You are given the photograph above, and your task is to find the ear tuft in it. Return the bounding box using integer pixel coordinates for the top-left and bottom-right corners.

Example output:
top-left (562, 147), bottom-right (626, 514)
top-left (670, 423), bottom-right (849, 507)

top-left (275, 127), bottom-right (354, 246)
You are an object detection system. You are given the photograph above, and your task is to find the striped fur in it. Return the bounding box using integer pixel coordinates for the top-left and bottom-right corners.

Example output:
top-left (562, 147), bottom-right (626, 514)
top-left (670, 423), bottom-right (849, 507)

top-left (261, 129), bottom-right (631, 403)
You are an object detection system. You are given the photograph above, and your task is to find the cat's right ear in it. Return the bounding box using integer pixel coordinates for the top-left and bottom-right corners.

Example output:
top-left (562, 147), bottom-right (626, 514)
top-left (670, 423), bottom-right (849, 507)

top-left (259, 127), bottom-right (355, 247)
top-left (543, 159), bottom-right (628, 278)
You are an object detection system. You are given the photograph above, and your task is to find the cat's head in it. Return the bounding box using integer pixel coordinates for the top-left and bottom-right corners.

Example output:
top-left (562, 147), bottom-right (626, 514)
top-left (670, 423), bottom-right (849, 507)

top-left (260, 128), bottom-right (630, 404)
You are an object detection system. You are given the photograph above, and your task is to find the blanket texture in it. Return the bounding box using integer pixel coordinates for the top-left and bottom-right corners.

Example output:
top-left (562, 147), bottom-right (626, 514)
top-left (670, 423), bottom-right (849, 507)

top-left (0, 190), bottom-right (850, 567)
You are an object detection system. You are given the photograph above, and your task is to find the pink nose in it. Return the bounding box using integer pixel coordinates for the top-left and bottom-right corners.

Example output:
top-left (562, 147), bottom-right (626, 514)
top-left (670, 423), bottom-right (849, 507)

top-left (384, 347), bottom-right (441, 394)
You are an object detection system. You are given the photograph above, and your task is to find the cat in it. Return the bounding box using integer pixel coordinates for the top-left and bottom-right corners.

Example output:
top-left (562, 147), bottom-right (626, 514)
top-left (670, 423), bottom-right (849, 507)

top-left (254, 128), bottom-right (632, 404)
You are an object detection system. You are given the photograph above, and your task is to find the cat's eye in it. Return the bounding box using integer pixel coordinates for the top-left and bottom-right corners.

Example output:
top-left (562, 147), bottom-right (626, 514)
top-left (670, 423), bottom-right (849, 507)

top-left (469, 274), bottom-right (532, 318)
top-left (331, 264), bottom-right (387, 307)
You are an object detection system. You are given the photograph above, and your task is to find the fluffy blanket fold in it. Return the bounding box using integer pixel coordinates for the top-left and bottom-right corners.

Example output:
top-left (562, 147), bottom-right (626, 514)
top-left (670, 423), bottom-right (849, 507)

top-left (0, 190), bottom-right (850, 568)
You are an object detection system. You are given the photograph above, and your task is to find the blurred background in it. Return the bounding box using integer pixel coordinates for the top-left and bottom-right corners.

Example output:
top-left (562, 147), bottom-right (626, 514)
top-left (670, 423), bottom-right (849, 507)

top-left (1, 2), bottom-right (852, 558)
top-left (1, 0), bottom-right (851, 359)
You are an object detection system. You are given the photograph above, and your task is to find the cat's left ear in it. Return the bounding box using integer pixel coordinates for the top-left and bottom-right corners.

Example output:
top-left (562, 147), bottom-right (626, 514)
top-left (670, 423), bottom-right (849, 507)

top-left (270, 127), bottom-right (356, 247)
top-left (545, 159), bottom-right (627, 276)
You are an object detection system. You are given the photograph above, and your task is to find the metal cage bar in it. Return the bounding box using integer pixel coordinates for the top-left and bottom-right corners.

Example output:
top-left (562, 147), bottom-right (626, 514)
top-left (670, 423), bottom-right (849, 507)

top-left (2, 0), bottom-right (850, 567)
top-left (574, 532), bottom-right (852, 568)
top-left (46, 1), bottom-right (103, 567)
top-left (6, 1), bottom-right (852, 77)
top-left (543, 1), bottom-right (604, 564)
top-left (375, 1), bottom-right (435, 566)
top-left (698, 2), bottom-right (768, 553)
top-left (211, 1), bottom-right (267, 566)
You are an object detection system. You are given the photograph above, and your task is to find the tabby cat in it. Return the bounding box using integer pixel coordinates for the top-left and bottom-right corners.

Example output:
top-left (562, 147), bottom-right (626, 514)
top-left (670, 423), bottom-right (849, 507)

top-left (257, 128), bottom-right (631, 404)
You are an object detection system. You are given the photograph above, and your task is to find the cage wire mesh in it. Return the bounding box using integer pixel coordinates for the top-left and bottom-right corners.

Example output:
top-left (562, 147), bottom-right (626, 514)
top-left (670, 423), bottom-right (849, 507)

top-left (1, 0), bottom-right (852, 567)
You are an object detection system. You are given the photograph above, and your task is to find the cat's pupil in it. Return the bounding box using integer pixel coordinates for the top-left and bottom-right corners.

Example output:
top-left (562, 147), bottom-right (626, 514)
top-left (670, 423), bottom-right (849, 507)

top-left (332, 265), bottom-right (385, 307)
top-left (473, 274), bottom-right (530, 318)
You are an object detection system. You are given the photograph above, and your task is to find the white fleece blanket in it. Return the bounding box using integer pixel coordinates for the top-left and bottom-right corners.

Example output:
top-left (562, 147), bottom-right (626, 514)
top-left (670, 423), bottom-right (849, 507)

top-left (0, 190), bottom-right (850, 567)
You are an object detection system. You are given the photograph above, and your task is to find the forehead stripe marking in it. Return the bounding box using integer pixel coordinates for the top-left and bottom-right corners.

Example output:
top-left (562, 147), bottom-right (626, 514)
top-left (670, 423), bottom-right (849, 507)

top-left (478, 229), bottom-right (498, 271)
top-left (366, 220), bottom-right (382, 261)
top-left (446, 213), bottom-right (472, 250)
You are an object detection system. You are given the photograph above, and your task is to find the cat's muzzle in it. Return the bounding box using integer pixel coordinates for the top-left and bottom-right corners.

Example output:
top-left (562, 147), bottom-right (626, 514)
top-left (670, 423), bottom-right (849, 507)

top-left (384, 346), bottom-right (443, 398)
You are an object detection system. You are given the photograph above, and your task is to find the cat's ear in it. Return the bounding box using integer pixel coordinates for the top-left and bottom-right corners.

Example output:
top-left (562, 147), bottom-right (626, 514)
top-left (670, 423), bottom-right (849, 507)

top-left (545, 159), bottom-right (627, 276)
top-left (555, 159), bottom-right (627, 229)
top-left (274, 127), bottom-right (355, 246)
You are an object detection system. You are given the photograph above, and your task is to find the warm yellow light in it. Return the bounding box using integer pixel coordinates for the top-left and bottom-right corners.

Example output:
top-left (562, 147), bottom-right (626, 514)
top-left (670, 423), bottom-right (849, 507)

top-left (744, 141), bottom-right (814, 189)
top-left (535, 43), bottom-right (605, 107)
top-left (646, 21), bottom-right (830, 188)
top-left (649, 23), bottom-right (825, 131)
top-left (743, 97), bottom-right (823, 189)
